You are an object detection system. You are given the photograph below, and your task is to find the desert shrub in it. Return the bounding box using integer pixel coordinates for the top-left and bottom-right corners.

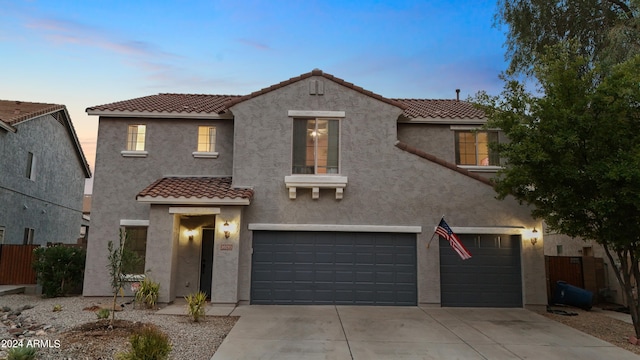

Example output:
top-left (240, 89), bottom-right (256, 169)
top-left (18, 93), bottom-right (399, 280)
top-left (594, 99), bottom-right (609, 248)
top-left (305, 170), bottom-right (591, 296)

top-left (185, 291), bottom-right (207, 322)
top-left (135, 276), bottom-right (160, 309)
top-left (116, 326), bottom-right (172, 360)
top-left (32, 245), bottom-right (86, 297)
top-left (7, 346), bottom-right (37, 360)
top-left (96, 308), bottom-right (110, 319)
top-left (52, 304), bottom-right (63, 312)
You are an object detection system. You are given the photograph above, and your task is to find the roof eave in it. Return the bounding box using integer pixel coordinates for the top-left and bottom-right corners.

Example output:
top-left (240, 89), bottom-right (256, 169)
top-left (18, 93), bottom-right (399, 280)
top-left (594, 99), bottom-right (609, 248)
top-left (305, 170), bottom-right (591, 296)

top-left (0, 120), bottom-right (16, 132)
top-left (136, 196), bottom-right (251, 205)
top-left (60, 107), bottom-right (92, 178)
top-left (86, 109), bottom-right (233, 119)
top-left (398, 117), bottom-right (487, 124)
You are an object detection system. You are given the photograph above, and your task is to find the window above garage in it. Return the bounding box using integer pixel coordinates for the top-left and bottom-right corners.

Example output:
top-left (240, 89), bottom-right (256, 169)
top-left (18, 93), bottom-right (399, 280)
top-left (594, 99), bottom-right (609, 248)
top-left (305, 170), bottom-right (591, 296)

top-left (286, 110), bottom-right (348, 200)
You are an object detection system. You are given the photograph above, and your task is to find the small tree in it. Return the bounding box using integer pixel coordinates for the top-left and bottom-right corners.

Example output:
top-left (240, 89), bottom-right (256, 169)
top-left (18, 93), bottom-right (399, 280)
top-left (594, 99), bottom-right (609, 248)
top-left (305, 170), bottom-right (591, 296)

top-left (474, 45), bottom-right (640, 335)
top-left (107, 228), bottom-right (141, 326)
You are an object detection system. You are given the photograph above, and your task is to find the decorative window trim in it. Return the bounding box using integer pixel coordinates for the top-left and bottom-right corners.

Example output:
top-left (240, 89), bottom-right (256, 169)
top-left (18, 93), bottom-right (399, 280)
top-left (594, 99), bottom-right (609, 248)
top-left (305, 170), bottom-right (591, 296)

top-left (120, 274), bottom-right (145, 282)
top-left (458, 165), bottom-right (502, 173)
top-left (120, 219), bottom-right (149, 226)
top-left (284, 175), bottom-right (348, 200)
top-left (121, 150), bottom-right (148, 158)
top-left (288, 110), bottom-right (345, 118)
top-left (192, 151), bottom-right (219, 159)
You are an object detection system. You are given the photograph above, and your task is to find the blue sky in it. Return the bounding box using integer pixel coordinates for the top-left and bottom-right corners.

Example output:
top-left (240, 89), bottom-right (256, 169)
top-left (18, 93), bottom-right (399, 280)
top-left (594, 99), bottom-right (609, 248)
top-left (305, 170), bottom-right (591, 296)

top-left (1, 0), bottom-right (508, 191)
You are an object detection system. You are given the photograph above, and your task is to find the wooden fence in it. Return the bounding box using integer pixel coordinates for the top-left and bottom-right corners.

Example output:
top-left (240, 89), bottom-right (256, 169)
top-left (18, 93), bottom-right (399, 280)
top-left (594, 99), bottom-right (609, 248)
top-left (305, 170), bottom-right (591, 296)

top-left (0, 244), bottom-right (39, 285)
top-left (545, 256), bottom-right (605, 304)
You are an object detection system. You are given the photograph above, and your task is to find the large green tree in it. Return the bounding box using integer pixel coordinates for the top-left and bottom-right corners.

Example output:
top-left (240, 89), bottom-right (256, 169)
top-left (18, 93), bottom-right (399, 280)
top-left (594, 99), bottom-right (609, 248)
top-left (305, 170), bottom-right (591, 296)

top-left (496, 0), bottom-right (640, 75)
top-left (474, 45), bottom-right (640, 335)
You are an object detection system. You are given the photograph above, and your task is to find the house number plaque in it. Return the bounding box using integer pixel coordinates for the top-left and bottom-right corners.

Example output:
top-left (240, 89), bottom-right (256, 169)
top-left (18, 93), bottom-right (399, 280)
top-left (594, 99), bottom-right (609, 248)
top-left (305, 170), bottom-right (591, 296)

top-left (220, 244), bottom-right (233, 251)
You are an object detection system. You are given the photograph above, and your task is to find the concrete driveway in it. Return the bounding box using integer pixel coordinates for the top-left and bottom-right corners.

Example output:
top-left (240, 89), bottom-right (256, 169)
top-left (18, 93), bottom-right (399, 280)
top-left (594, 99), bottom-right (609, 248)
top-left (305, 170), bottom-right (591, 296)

top-left (211, 305), bottom-right (640, 360)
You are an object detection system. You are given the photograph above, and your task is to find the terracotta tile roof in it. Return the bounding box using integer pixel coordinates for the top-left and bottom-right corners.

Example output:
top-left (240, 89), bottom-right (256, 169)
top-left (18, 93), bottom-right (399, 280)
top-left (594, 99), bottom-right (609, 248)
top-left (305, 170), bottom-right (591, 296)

top-left (0, 100), bottom-right (65, 125)
top-left (224, 69), bottom-right (408, 110)
top-left (86, 94), bottom-right (242, 115)
top-left (137, 177), bottom-right (254, 200)
top-left (86, 70), bottom-right (486, 120)
top-left (393, 99), bottom-right (486, 120)
top-left (395, 141), bottom-right (493, 186)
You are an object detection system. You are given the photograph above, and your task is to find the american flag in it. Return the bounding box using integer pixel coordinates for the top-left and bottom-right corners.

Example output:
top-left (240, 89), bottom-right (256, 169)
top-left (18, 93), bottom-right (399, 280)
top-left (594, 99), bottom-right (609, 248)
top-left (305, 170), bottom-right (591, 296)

top-left (436, 218), bottom-right (472, 260)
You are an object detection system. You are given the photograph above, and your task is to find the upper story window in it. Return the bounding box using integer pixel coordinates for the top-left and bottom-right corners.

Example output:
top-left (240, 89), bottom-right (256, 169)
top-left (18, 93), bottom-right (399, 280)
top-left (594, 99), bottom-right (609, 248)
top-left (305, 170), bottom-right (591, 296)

top-left (455, 130), bottom-right (500, 166)
top-left (26, 152), bottom-right (36, 180)
top-left (193, 126), bottom-right (219, 158)
top-left (292, 118), bottom-right (340, 174)
top-left (197, 126), bottom-right (216, 152)
top-left (126, 125), bottom-right (146, 151)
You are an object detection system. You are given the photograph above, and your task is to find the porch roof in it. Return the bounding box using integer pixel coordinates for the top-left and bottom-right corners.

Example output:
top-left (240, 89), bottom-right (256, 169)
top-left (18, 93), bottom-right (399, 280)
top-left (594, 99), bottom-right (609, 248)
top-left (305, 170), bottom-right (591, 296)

top-left (136, 176), bottom-right (254, 205)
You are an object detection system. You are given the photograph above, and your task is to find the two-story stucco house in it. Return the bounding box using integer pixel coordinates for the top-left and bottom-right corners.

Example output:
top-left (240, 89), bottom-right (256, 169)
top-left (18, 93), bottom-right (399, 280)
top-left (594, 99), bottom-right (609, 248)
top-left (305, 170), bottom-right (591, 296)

top-left (0, 100), bottom-right (91, 245)
top-left (83, 70), bottom-right (546, 308)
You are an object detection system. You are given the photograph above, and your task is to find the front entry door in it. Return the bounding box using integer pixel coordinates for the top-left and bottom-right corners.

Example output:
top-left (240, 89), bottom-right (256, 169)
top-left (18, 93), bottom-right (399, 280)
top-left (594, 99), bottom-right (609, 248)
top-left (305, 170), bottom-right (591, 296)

top-left (199, 228), bottom-right (214, 297)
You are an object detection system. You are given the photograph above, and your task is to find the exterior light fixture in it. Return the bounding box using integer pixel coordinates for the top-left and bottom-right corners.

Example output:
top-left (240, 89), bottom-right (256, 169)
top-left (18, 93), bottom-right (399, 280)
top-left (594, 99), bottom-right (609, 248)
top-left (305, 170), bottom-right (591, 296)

top-left (222, 221), bottom-right (231, 238)
top-left (530, 228), bottom-right (539, 245)
top-left (185, 229), bottom-right (197, 241)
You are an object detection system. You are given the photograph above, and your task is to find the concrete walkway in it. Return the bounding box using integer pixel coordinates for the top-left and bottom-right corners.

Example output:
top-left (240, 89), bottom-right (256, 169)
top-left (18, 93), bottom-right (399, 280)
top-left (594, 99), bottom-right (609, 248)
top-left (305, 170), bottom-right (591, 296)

top-left (211, 305), bottom-right (640, 360)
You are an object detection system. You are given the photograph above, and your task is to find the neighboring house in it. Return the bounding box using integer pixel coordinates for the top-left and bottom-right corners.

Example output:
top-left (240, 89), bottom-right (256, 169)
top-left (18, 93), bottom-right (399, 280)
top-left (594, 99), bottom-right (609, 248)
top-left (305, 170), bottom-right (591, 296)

top-left (0, 100), bottom-right (91, 245)
top-left (83, 69), bottom-right (546, 308)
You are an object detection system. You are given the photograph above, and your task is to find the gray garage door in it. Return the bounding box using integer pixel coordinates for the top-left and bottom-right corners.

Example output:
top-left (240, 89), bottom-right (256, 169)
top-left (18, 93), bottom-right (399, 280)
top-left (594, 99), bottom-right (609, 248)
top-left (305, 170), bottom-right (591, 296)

top-left (440, 234), bottom-right (522, 307)
top-left (251, 231), bottom-right (417, 305)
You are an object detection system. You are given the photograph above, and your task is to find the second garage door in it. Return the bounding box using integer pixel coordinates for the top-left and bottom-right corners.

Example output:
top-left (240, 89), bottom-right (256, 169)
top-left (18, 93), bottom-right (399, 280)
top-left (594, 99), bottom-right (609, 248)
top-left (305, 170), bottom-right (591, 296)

top-left (440, 234), bottom-right (522, 307)
top-left (251, 231), bottom-right (417, 305)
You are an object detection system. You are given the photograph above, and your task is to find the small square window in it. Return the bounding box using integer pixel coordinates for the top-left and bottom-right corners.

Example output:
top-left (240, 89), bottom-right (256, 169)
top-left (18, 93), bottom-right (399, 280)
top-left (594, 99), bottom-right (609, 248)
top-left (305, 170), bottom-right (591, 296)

top-left (455, 130), bottom-right (500, 166)
top-left (126, 125), bottom-right (146, 151)
top-left (197, 126), bottom-right (216, 152)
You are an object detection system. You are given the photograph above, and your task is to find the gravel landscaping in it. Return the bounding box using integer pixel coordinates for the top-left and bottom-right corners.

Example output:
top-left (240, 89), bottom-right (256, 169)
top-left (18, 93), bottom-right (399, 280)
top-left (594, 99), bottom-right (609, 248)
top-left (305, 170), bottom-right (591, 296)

top-left (0, 294), bottom-right (237, 360)
top-left (3, 292), bottom-right (640, 359)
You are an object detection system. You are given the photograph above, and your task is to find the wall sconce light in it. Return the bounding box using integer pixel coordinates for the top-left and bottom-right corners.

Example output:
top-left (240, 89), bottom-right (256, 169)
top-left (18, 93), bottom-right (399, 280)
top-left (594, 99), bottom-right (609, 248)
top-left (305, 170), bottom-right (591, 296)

top-left (222, 221), bottom-right (231, 239)
top-left (185, 229), bottom-right (197, 241)
top-left (530, 228), bottom-right (538, 246)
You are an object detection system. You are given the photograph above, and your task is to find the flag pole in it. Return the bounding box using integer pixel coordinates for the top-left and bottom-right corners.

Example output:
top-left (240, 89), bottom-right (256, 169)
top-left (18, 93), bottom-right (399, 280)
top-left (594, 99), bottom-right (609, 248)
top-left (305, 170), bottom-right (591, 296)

top-left (426, 215), bottom-right (445, 249)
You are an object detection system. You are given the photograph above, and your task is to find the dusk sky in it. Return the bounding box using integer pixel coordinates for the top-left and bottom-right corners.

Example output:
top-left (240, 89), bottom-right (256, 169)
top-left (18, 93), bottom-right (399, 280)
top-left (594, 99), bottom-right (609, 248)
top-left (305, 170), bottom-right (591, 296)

top-left (1, 0), bottom-right (509, 192)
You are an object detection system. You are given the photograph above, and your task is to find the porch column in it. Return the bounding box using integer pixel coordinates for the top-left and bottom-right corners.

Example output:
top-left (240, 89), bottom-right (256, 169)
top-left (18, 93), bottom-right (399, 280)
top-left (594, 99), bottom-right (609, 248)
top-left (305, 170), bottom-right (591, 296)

top-left (211, 206), bottom-right (242, 305)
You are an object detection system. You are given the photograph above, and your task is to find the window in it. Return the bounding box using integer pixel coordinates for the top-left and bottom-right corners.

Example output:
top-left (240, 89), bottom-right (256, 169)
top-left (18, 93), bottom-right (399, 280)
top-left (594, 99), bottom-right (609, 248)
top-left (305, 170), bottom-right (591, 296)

top-left (556, 244), bottom-right (563, 255)
top-left (26, 152), bottom-right (36, 180)
top-left (123, 226), bottom-right (147, 274)
top-left (126, 125), bottom-right (146, 151)
top-left (23, 228), bottom-right (34, 245)
top-left (292, 118), bottom-right (339, 174)
top-left (197, 126), bottom-right (216, 152)
top-left (455, 131), bottom-right (499, 166)
top-left (0, 227), bottom-right (5, 244)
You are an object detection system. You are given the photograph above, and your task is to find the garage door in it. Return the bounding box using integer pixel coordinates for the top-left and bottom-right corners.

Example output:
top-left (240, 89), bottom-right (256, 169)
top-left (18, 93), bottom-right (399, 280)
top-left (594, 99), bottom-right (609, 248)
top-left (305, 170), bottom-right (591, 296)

top-left (251, 231), bottom-right (417, 305)
top-left (440, 234), bottom-right (522, 307)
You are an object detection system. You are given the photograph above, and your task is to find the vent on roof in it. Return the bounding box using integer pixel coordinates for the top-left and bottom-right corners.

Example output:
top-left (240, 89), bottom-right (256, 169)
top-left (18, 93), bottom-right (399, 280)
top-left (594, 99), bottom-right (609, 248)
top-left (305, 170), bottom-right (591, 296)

top-left (456, 89), bottom-right (460, 101)
top-left (309, 80), bottom-right (324, 95)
